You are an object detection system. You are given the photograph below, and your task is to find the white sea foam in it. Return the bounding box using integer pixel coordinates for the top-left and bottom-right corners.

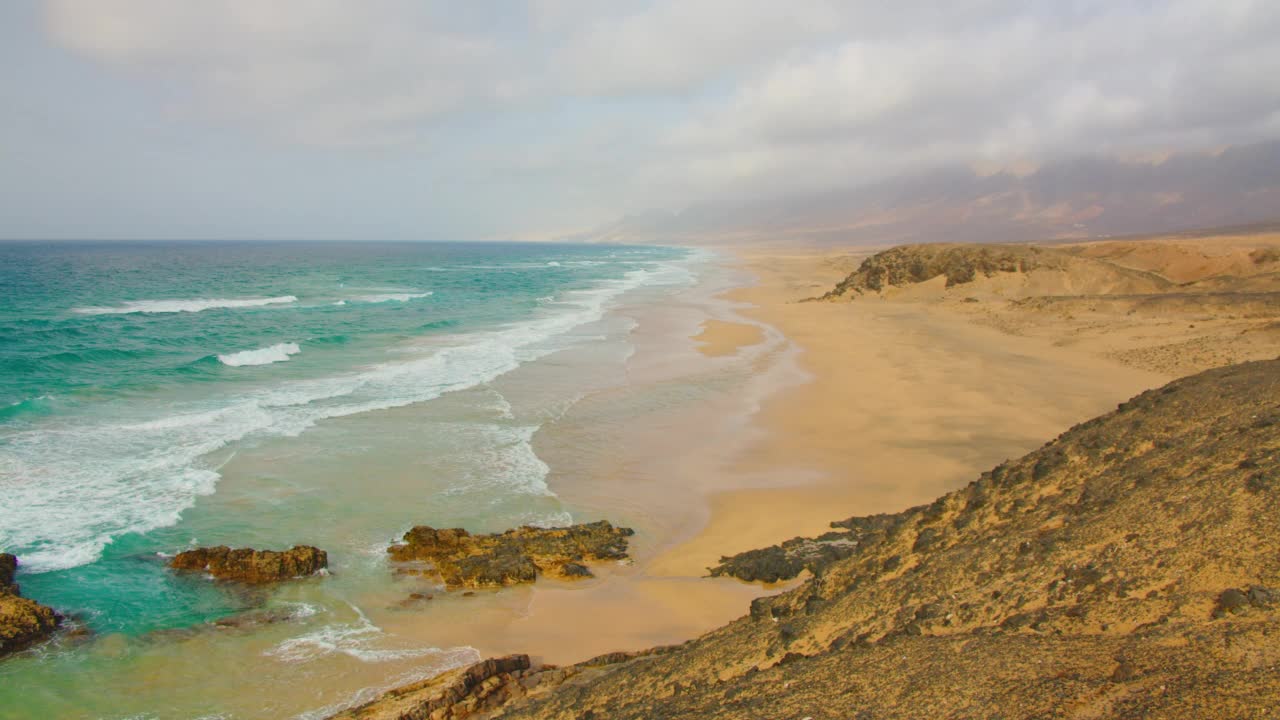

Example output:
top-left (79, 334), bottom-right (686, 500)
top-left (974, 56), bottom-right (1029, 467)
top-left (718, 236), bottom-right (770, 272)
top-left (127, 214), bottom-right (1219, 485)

top-left (292, 648), bottom-right (482, 720)
top-left (266, 603), bottom-right (455, 665)
top-left (436, 421), bottom-right (557, 500)
top-left (217, 342), bottom-right (302, 367)
top-left (73, 296), bottom-right (298, 315)
top-left (0, 257), bottom-right (697, 572)
top-left (280, 602), bottom-right (324, 620)
top-left (350, 291), bottom-right (432, 303)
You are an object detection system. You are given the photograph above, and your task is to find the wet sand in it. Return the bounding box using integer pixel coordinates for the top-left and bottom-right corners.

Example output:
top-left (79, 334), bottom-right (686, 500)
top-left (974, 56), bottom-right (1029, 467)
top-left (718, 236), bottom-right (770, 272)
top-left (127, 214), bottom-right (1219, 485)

top-left (692, 319), bottom-right (765, 357)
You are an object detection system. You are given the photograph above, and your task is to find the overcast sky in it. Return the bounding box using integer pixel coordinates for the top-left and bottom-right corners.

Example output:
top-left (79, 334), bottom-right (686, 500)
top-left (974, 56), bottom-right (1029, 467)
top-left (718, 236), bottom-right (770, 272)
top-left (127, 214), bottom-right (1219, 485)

top-left (2, 0), bottom-right (1278, 240)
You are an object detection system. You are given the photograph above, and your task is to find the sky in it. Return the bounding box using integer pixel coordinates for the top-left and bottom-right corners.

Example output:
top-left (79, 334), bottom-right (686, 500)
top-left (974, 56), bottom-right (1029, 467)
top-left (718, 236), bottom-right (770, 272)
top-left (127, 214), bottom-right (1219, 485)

top-left (1, 0), bottom-right (1278, 241)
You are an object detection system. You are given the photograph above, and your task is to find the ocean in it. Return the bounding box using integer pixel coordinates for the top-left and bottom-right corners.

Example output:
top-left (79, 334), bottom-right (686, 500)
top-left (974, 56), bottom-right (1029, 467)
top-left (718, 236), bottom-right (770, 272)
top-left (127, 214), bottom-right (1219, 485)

top-left (0, 240), bottom-right (720, 719)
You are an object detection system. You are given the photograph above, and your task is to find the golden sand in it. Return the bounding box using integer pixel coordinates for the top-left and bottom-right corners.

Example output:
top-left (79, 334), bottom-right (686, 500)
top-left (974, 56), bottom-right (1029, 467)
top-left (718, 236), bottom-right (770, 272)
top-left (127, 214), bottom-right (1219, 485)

top-left (651, 247), bottom-right (1168, 577)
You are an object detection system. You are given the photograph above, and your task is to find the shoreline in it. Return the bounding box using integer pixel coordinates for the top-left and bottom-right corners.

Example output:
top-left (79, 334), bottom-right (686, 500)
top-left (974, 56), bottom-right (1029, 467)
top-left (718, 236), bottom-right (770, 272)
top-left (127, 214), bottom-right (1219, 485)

top-left (2, 241), bottom-right (1205, 719)
top-left (432, 250), bottom-right (799, 666)
top-left (450, 243), bottom-right (1173, 667)
top-left (650, 245), bottom-right (1169, 579)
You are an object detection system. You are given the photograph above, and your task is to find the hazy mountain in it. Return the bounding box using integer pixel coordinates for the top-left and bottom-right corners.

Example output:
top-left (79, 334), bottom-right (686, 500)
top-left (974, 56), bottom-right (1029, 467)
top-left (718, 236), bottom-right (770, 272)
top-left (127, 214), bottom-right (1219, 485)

top-left (582, 140), bottom-right (1280, 246)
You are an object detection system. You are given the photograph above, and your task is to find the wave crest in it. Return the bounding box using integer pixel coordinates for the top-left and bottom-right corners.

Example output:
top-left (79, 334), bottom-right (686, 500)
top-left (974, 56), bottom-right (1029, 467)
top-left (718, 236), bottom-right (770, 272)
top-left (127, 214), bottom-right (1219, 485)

top-left (73, 296), bottom-right (298, 315)
top-left (218, 342), bottom-right (301, 367)
top-left (350, 292), bottom-right (433, 303)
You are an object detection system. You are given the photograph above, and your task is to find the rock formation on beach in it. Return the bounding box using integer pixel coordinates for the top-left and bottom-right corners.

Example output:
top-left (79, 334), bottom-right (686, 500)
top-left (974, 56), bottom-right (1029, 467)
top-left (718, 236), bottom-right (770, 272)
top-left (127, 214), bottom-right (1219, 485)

top-left (329, 655), bottom-right (534, 720)
top-left (0, 554), bottom-right (61, 658)
top-left (387, 521), bottom-right (634, 589)
top-left (708, 518), bottom-right (882, 584)
top-left (169, 545), bottom-right (328, 583)
top-left (345, 358), bottom-right (1280, 719)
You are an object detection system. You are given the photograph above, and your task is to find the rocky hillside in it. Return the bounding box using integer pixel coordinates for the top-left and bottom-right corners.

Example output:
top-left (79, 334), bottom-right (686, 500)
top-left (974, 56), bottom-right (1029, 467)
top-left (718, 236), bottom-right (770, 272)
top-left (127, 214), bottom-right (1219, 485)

top-left (822, 233), bottom-right (1280, 301)
top-left (340, 359), bottom-right (1280, 719)
top-left (581, 142), bottom-right (1280, 247)
top-left (821, 243), bottom-right (1063, 296)
top-left (818, 243), bottom-right (1175, 300)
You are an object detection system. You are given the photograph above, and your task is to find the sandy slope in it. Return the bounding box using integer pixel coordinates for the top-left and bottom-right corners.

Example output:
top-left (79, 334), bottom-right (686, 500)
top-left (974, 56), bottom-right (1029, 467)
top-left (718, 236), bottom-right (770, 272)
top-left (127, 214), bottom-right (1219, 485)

top-left (652, 247), bottom-right (1167, 577)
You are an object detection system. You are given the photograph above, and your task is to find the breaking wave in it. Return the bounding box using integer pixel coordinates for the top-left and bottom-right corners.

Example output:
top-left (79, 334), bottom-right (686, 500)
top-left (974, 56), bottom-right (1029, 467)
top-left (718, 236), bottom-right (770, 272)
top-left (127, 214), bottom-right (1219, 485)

top-left (217, 342), bottom-right (301, 367)
top-left (73, 296), bottom-right (298, 315)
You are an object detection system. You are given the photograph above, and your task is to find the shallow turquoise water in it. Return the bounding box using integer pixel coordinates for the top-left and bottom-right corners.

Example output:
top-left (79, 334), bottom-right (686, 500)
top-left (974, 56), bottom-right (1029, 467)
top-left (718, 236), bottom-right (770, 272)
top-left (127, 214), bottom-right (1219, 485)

top-left (0, 240), bottom-right (688, 638)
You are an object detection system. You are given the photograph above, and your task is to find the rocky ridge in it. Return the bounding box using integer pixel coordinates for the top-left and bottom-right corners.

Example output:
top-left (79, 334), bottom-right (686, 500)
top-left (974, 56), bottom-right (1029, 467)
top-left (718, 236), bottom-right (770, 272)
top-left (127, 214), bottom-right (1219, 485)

top-left (819, 243), bottom-right (1069, 297)
top-left (387, 521), bottom-right (633, 589)
top-left (169, 545), bottom-right (328, 583)
top-left (0, 554), bottom-right (61, 659)
top-left (820, 238), bottom-right (1280, 302)
top-left (343, 358), bottom-right (1280, 719)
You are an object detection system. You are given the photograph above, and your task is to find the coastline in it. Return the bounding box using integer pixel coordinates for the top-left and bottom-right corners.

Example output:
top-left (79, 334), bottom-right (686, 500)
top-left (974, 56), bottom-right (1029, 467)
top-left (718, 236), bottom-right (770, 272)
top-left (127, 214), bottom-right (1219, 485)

top-left (436, 243), bottom-right (1172, 669)
top-left (650, 246), bottom-right (1168, 576)
top-left (1, 241), bottom-right (1198, 719)
top-left (320, 234), bottom-right (1280, 718)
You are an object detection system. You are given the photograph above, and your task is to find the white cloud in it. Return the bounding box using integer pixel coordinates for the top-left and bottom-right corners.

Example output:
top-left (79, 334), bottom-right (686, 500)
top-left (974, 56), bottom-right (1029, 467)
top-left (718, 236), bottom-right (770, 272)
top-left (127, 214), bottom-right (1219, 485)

top-left (37, 0), bottom-right (1280, 224)
top-left (646, 0), bottom-right (1280, 199)
top-left (45, 0), bottom-right (507, 143)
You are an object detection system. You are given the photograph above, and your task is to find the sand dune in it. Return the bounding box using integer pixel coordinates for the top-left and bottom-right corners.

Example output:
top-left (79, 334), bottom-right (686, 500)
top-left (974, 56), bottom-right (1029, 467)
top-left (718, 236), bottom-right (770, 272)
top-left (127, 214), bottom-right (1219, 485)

top-left (817, 231), bottom-right (1280, 378)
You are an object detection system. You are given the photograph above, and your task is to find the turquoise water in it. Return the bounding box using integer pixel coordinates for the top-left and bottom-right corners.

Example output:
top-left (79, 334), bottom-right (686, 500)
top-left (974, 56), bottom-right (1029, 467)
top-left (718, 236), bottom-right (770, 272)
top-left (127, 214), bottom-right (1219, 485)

top-left (0, 240), bottom-right (689, 640)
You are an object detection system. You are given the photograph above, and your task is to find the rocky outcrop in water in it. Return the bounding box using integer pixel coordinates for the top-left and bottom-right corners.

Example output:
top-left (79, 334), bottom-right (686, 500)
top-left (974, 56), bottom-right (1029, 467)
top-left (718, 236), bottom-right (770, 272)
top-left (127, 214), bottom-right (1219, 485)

top-left (0, 553), bottom-right (61, 658)
top-left (169, 545), bottom-right (327, 583)
top-left (0, 554), bottom-right (15, 594)
top-left (387, 521), bottom-right (634, 589)
top-left (357, 359), bottom-right (1280, 719)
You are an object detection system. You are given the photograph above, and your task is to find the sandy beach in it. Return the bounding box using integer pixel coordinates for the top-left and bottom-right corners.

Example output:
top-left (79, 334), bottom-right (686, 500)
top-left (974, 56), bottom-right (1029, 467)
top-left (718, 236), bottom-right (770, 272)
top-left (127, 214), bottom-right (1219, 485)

top-left (650, 247), bottom-right (1170, 576)
top-left (451, 244), bottom-right (1178, 668)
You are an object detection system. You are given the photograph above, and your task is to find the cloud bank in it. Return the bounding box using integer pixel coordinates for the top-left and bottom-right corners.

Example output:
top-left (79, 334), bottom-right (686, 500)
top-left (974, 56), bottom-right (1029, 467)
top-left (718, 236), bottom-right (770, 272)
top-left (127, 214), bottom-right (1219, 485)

top-left (21, 0), bottom-right (1280, 238)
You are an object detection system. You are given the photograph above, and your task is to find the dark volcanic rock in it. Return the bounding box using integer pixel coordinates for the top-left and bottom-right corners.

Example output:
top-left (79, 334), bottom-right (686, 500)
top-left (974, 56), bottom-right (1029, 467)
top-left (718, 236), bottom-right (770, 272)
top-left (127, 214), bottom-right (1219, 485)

top-left (329, 654), bottom-right (532, 720)
top-left (710, 535), bottom-right (858, 583)
top-left (387, 521), bottom-right (633, 589)
top-left (0, 553), bottom-right (61, 658)
top-left (170, 545), bottom-right (328, 583)
top-left (1214, 585), bottom-right (1277, 618)
top-left (712, 515), bottom-right (902, 583)
top-left (0, 553), bottom-right (16, 593)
